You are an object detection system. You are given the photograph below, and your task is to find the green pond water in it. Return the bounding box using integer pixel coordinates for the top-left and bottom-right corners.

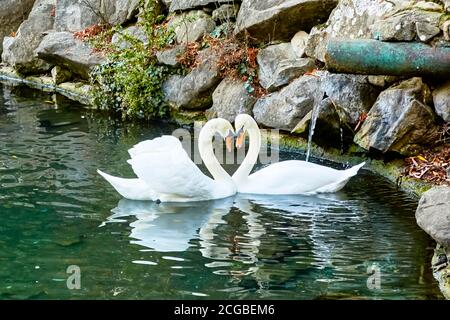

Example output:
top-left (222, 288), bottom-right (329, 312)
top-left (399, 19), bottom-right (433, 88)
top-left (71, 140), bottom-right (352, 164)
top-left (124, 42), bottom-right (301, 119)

top-left (0, 83), bottom-right (443, 300)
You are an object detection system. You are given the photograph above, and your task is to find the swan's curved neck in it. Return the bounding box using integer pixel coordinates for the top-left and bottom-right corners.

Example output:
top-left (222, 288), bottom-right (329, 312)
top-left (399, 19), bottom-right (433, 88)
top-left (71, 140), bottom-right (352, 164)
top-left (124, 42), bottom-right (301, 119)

top-left (198, 126), bottom-right (231, 183)
top-left (232, 121), bottom-right (261, 184)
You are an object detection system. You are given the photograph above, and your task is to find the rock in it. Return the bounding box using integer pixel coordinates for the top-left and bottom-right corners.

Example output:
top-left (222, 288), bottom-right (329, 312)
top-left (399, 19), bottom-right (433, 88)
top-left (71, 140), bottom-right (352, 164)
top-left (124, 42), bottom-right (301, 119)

top-left (55, 0), bottom-right (140, 32)
top-left (368, 75), bottom-right (401, 88)
top-left (1, 0), bottom-right (55, 74)
top-left (1, 37), bottom-right (15, 66)
top-left (156, 45), bottom-right (185, 67)
top-left (371, 8), bottom-right (443, 42)
top-left (162, 0), bottom-right (172, 8)
top-left (235, 0), bottom-right (338, 43)
top-left (212, 4), bottom-right (240, 22)
top-left (207, 78), bottom-right (256, 122)
top-left (319, 72), bottom-right (381, 125)
top-left (257, 43), bottom-right (315, 92)
top-left (433, 80), bottom-right (450, 122)
top-left (304, 0), bottom-right (405, 62)
top-left (252, 75), bottom-right (322, 131)
top-left (444, 0), bottom-right (450, 12)
top-left (416, 186), bottom-right (450, 248)
top-left (414, 1), bottom-right (443, 11)
top-left (111, 25), bottom-right (148, 50)
top-left (0, 0), bottom-right (35, 55)
top-left (291, 98), bottom-right (340, 134)
top-left (291, 31), bottom-right (309, 58)
top-left (51, 66), bottom-right (72, 84)
top-left (107, 0), bottom-right (141, 26)
top-left (416, 21), bottom-right (441, 42)
top-left (169, 0), bottom-right (230, 12)
top-left (35, 32), bottom-right (105, 80)
top-left (371, 11), bottom-right (417, 41)
top-left (55, 0), bottom-right (102, 32)
top-left (354, 78), bottom-right (439, 155)
top-left (304, 24), bottom-right (328, 62)
top-left (442, 20), bottom-right (450, 41)
top-left (57, 81), bottom-right (93, 105)
top-left (168, 10), bottom-right (215, 45)
top-left (163, 48), bottom-right (221, 109)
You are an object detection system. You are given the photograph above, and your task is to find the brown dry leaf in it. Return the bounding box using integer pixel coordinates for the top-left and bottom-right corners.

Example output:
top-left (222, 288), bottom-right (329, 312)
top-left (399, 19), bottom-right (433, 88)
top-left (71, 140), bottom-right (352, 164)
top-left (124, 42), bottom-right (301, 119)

top-left (403, 145), bottom-right (450, 186)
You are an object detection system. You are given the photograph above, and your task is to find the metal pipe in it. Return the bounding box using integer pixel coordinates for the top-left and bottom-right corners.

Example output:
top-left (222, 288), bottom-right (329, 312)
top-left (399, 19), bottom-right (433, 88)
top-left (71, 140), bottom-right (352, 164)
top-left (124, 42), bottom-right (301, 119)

top-left (325, 39), bottom-right (450, 77)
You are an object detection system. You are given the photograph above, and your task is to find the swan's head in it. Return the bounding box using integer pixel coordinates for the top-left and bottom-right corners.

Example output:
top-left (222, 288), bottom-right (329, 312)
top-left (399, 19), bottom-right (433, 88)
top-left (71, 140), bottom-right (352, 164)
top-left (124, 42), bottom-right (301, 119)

top-left (234, 114), bottom-right (257, 149)
top-left (200, 118), bottom-right (235, 152)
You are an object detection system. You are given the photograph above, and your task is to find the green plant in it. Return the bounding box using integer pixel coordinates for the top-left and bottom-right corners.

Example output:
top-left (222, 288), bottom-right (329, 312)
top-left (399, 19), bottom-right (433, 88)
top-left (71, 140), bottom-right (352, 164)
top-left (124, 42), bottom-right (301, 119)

top-left (89, 0), bottom-right (178, 120)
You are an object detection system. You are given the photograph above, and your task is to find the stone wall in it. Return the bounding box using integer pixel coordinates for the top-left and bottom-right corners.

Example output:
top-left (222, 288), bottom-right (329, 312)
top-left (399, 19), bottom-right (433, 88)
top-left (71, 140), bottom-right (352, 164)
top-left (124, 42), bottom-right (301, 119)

top-left (0, 0), bottom-right (449, 158)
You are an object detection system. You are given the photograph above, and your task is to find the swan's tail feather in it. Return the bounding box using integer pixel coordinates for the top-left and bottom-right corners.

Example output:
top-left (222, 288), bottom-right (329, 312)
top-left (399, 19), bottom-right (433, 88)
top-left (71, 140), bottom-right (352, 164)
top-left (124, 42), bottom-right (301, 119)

top-left (315, 162), bottom-right (365, 193)
top-left (97, 169), bottom-right (121, 185)
top-left (97, 170), bottom-right (155, 201)
top-left (344, 162), bottom-right (365, 178)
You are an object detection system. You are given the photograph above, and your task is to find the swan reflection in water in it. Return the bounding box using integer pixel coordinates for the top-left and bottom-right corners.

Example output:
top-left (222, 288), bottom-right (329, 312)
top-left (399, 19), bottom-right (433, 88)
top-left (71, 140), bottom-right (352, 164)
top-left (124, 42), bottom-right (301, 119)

top-left (101, 198), bottom-right (233, 252)
top-left (101, 192), bottom-right (363, 270)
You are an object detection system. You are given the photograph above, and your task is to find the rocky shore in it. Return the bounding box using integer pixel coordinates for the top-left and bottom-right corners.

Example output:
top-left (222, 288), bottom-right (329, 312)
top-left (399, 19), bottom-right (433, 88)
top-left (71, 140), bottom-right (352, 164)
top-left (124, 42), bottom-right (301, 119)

top-left (0, 0), bottom-right (449, 297)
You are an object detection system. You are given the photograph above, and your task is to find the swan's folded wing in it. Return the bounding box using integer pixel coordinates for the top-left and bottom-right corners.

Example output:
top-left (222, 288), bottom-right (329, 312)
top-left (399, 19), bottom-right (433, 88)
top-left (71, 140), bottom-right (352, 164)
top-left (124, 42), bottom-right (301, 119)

top-left (128, 136), bottom-right (182, 158)
top-left (127, 144), bottom-right (215, 200)
top-left (246, 161), bottom-right (359, 194)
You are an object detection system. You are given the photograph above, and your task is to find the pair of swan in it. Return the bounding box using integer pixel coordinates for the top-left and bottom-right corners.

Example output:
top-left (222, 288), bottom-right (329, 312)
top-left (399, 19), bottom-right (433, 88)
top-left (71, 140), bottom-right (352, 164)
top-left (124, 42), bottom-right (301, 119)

top-left (98, 114), bottom-right (365, 202)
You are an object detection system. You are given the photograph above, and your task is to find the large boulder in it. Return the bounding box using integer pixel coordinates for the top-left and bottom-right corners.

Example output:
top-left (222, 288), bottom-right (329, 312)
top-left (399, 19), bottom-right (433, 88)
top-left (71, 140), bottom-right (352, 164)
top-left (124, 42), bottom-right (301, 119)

top-left (416, 186), bottom-right (450, 248)
top-left (354, 78), bottom-right (439, 155)
top-left (55, 0), bottom-right (102, 32)
top-left (0, 0), bottom-right (35, 55)
top-left (169, 0), bottom-right (230, 12)
top-left (305, 0), bottom-right (403, 61)
top-left (206, 78), bottom-right (256, 122)
top-left (252, 75), bottom-right (322, 131)
top-left (35, 32), bottom-right (105, 80)
top-left (168, 10), bottom-right (215, 45)
top-left (319, 72), bottom-right (381, 125)
top-left (257, 43), bottom-right (315, 92)
top-left (55, 0), bottom-right (140, 32)
top-left (235, 0), bottom-right (338, 43)
top-left (371, 6), bottom-right (444, 42)
top-left (1, 0), bottom-right (55, 74)
top-left (433, 80), bottom-right (450, 122)
top-left (163, 48), bottom-right (221, 109)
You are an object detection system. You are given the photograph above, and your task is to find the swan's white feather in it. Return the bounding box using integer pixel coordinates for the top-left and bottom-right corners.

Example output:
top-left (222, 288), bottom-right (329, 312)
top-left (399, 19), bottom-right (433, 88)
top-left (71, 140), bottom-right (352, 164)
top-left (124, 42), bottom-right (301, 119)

top-left (237, 161), bottom-right (365, 195)
top-left (128, 135), bottom-right (182, 158)
top-left (97, 170), bottom-right (157, 201)
top-left (127, 142), bottom-right (219, 201)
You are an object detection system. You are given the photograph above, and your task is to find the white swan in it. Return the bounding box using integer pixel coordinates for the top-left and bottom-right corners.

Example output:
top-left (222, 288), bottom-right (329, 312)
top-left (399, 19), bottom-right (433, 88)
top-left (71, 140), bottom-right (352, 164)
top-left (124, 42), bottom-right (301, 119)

top-left (232, 114), bottom-right (365, 195)
top-left (97, 118), bottom-right (236, 202)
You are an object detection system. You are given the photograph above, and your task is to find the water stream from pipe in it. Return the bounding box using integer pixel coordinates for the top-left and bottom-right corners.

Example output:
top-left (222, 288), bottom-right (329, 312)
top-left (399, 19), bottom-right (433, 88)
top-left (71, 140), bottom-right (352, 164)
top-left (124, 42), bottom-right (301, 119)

top-left (305, 102), bottom-right (322, 162)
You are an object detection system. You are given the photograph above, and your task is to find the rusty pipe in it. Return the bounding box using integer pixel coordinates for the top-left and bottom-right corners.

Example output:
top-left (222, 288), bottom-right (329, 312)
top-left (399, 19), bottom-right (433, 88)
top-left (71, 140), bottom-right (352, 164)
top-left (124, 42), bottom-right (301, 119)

top-left (325, 39), bottom-right (450, 77)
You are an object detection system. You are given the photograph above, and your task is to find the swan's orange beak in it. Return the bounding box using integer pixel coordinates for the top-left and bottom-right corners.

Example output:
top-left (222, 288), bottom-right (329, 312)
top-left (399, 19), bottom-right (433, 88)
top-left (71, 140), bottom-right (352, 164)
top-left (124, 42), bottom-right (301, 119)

top-left (225, 134), bottom-right (233, 152)
top-left (236, 129), bottom-right (245, 149)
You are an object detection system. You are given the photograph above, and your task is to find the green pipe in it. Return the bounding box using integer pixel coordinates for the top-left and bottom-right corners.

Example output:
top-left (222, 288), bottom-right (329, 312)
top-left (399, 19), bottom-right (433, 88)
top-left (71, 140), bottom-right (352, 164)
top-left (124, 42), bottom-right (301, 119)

top-left (325, 39), bottom-right (450, 77)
